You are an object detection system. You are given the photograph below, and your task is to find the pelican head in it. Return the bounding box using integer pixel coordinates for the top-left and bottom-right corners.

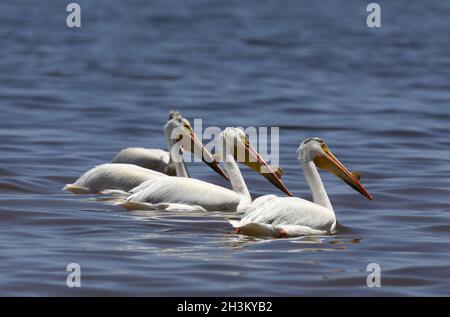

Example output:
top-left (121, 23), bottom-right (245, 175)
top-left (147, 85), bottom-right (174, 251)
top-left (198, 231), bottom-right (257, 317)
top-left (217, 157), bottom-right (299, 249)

top-left (298, 138), bottom-right (373, 200)
top-left (164, 111), bottom-right (228, 180)
top-left (219, 127), bottom-right (293, 196)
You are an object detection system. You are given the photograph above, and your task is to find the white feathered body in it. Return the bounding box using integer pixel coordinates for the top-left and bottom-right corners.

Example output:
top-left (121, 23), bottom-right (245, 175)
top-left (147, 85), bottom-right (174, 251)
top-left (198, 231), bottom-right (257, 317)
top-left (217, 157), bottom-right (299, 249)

top-left (231, 195), bottom-right (337, 237)
top-left (123, 177), bottom-right (241, 212)
top-left (63, 163), bottom-right (166, 194)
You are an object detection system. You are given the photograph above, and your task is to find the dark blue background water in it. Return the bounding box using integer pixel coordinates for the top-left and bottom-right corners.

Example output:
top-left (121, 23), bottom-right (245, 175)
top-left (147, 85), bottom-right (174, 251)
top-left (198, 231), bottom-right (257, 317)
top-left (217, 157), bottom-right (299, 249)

top-left (1, 0), bottom-right (449, 295)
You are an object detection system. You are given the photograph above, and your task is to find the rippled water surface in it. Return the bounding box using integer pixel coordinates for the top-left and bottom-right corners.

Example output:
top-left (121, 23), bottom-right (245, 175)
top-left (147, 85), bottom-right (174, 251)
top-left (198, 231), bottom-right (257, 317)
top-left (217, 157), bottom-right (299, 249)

top-left (1, 0), bottom-right (450, 296)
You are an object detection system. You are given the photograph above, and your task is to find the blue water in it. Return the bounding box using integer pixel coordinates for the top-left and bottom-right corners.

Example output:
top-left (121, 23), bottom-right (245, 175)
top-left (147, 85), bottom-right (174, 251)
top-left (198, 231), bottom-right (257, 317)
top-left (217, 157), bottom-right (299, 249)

top-left (1, 0), bottom-right (450, 296)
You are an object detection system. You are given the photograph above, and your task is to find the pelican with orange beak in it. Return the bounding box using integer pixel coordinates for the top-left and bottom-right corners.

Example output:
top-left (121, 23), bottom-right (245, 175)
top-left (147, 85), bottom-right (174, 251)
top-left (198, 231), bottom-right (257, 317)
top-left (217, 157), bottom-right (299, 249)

top-left (230, 137), bottom-right (373, 237)
top-left (63, 112), bottom-right (228, 194)
top-left (120, 128), bottom-right (292, 212)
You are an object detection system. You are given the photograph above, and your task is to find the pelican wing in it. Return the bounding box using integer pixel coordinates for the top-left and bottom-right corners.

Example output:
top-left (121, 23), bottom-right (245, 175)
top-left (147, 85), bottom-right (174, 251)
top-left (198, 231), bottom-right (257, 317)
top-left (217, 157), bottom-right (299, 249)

top-left (111, 147), bottom-right (174, 175)
top-left (126, 177), bottom-right (241, 212)
top-left (64, 163), bottom-right (166, 194)
top-left (237, 195), bottom-right (336, 233)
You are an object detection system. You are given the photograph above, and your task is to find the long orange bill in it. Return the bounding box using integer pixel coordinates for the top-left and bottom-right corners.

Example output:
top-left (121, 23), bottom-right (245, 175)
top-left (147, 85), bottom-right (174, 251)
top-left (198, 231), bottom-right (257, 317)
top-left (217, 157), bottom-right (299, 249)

top-left (317, 148), bottom-right (373, 200)
top-left (244, 143), bottom-right (293, 197)
top-left (189, 131), bottom-right (229, 180)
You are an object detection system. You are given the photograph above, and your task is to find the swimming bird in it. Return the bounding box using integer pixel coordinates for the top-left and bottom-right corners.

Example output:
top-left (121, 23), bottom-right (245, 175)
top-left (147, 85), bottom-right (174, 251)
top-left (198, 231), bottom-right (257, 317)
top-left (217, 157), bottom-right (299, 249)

top-left (229, 138), bottom-right (373, 237)
top-left (110, 111), bottom-right (188, 176)
top-left (63, 113), bottom-right (227, 194)
top-left (120, 128), bottom-right (292, 212)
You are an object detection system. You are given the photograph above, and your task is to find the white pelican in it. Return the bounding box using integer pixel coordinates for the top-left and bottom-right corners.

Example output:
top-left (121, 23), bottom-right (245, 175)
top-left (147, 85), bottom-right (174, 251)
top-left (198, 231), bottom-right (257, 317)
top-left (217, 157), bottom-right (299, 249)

top-left (120, 128), bottom-right (292, 212)
top-left (230, 138), bottom-right (373, 237)
top-left (110, 111), bottom-right (187, 176)
top-left (63, 113), bottom-right (227, 194)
